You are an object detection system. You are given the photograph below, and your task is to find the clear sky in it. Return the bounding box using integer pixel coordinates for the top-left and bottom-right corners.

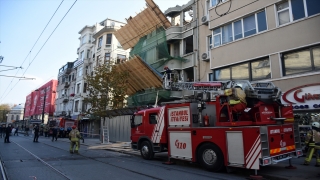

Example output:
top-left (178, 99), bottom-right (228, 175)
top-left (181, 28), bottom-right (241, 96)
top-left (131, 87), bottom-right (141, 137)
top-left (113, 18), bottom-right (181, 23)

top-left (0, 0), bottom-right (189, 105)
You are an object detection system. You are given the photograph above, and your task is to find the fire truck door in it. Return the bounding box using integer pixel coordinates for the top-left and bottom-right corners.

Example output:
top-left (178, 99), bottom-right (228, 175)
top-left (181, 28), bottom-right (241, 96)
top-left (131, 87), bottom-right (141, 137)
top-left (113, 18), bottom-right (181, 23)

top-left (226, 131), bottom-right (245, 165)
top-left (169, 131), bottom-right (192, 160)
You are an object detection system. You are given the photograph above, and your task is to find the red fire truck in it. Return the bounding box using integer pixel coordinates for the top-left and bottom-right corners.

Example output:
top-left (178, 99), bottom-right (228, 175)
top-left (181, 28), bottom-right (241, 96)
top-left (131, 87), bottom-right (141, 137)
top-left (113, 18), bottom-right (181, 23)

top-left (130, 80), bottom-right (303, 172)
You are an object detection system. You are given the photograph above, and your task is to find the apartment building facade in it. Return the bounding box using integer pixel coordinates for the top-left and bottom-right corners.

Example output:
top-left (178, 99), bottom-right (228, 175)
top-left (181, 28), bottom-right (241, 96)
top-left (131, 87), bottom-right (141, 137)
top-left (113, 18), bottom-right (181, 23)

top-left (195, 0), bottom-right (320, 113)
top-left (54, 18), bottom-right (130, 136)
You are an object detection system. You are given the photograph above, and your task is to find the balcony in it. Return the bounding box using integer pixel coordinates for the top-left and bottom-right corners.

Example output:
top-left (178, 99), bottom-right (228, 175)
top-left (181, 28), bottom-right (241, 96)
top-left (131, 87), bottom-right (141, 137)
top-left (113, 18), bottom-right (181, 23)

top-left (63, 98), bottom-right (69, 103)
top-left (64, 82), bottom-right (70, 88)
top-left (166, 21), bottom-right (196, 42)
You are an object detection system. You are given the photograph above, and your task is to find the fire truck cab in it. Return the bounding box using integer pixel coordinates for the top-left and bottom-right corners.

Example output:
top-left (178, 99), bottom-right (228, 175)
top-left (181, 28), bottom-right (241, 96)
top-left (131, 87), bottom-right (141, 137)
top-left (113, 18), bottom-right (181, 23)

top-left (130, 80), bottom-right (303, 172)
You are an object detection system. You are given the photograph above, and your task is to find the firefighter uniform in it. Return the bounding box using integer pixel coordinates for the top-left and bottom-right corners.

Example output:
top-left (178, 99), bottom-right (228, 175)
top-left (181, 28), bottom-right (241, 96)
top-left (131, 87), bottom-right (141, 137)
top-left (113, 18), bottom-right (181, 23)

top-left (304, 122), bottom-right (320, 166)
top-left (224, 86), bottom-right (247, 117)
top-left (69, 126), bottom-right (81, 154)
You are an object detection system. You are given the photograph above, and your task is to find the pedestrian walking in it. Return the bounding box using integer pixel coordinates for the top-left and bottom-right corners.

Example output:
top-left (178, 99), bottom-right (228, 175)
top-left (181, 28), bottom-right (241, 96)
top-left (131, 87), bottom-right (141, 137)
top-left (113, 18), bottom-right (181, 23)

top-left (51, 126), bottom-right (58, 142)
top-left (4, 124), bottom-right (12, 143)
top-left (69, 125), bottom-right (81, 154)
top-left (33, 125), bottom-right (39, 142)
top-left (13, 126), bottom-right (19, 136)
top-left (25, 126), bottom-right (29, 136)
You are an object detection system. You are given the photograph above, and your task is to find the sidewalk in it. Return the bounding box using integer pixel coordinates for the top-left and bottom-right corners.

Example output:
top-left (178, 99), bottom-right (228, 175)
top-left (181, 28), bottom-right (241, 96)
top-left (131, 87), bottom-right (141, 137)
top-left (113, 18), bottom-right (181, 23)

top-left (79, 138), bottom-right (320, 180)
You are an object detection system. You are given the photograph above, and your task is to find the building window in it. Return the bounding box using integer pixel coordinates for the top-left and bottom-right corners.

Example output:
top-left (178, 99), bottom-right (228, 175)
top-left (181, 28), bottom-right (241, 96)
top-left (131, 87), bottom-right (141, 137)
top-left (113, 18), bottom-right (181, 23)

top-left (76, 83), bottom-right (80, 94)
top-left (16, 115), bottom-right (19, 120)
top-left (78, 67), bottom-right (83, 77)
top-left (87, 50), bottom-right (90, 59)
top-left (213, 10), bottom-right (267, 47)
top-left (277, 1), bottom-right (290, 25)
top-left (211, 0), bottom-right (226, 7)
top-left (80, 51), bottom-right (84, 61)
top-left (208, 35), bottom-right (212, 50)
top-left (105, 53), bottom-right (110, 63)
top-left (83, 83), bottom-right (87, 93)
top-left (74, 100), bottom-right (79, 112)
top-left (184, 35), bottom-right (193, 54)
top-left (231, 63), bottom-right (249, 80)
top-left (234, 20), bottom-right (243, 40)
top-left (96, 55), bottom-right (101, 66)
top-left (208, 73), bottom-right (214, 81)
top-left (98, 36), bottom-right (103, 48)
top-left (243, 14), bottom-right (256, 37)
top-left (81, 35), bottom-right (86, 44)
top-left (257, 11), bottom-right (267, 32)
top-left (251, 58), bottom-right (271, 80)
top-left (106, 34), bottom-right (112, 44)
top-left (214, 57), bottom-right (271, 81)
top-left (277, 0), bottom-right (320, 26)
top-left (282, 46), bottom-right (320, 76)
top-left (11, 115), bottom-right (14, 120)
top-left (213, 28), bottom-right (221, 47)
top-left (307, 0), bottom-right (320, 16)
top-left (116, 54), bottom-right (126, 64)
top-left (222, 23), bottom-right (233, 44)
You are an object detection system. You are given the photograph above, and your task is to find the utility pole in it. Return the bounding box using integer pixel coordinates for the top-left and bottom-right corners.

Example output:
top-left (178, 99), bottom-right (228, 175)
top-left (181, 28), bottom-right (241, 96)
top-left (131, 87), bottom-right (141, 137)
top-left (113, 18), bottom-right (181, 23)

top-left (41, 89), bottom-right (47, 124)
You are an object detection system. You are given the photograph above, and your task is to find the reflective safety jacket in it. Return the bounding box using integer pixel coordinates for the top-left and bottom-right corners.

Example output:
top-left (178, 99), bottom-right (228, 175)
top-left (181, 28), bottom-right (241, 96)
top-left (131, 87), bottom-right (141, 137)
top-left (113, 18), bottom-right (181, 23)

top-left (69, 129), bottom-right (81, 142)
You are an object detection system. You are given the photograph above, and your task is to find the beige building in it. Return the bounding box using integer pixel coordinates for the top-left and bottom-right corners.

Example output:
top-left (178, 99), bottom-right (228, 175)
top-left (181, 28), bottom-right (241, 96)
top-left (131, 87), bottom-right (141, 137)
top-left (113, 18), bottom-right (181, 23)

top-left (196, 0), bottom-right (320, 117)
top-left (196, 0), bottom-right (319, 90)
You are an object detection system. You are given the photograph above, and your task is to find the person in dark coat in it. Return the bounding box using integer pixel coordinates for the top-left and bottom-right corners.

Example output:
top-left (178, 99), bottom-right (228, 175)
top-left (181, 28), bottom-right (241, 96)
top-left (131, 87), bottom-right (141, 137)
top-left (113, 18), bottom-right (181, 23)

top-left (52, 126), bottom-right (58, 142)
top-left (4, 124), bottom-right (12, 143)
top-left (33, 125), bottom-right (39, 142)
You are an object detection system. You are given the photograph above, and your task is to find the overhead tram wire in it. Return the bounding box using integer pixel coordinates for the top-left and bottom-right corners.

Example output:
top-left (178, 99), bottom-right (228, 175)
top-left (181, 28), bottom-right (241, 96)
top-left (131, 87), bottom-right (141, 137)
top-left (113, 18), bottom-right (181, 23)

top-left (0, 0), bottom-right (77, 103)
top-left (0, 0), bottom-right (65, 102)
top-left (0, 0), bottom-right (258, 103)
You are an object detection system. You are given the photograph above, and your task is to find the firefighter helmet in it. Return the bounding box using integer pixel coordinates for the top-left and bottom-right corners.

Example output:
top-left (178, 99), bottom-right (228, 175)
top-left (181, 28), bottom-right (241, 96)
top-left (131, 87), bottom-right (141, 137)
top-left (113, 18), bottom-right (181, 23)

top-left (72, 125), bottom-right (76, 129)
top-left (311, 122), bottom-right (319, 129)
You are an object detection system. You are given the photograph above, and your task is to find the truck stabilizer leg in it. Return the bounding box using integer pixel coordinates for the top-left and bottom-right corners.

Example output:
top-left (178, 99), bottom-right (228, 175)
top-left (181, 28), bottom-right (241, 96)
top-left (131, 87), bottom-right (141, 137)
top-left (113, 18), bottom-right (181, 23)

top-left (249, 169), bottom-right (263, 180)
top-left (162, 157), bottom-right (175, 165)
top-left (285, 159), bottom-right (297, 169)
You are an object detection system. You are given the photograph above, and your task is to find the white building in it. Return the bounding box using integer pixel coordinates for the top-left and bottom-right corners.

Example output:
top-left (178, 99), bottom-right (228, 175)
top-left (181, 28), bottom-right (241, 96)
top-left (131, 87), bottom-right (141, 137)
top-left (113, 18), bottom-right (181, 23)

top-left (6, 104), bottom-right (24, 126)
top-left (54, 18), bottom-right (130, 137)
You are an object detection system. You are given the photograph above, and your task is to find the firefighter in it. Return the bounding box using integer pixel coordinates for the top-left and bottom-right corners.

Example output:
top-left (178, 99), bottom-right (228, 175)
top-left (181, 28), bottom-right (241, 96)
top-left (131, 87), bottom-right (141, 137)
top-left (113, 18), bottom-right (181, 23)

top-left (163, 66), bottom-right (172, 80)
top-left (303, 122), bottom-right (320, 167)
top-left (69, 125), bottom-right (81, 154)
top-left (223, 85), bottom-right (247, 121)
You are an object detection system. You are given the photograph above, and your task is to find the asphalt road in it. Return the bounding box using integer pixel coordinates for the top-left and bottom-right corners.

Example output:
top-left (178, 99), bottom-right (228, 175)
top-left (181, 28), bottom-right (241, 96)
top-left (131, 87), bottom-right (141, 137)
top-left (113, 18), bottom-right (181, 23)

top-left (0, 135), bottom-right (246, 180)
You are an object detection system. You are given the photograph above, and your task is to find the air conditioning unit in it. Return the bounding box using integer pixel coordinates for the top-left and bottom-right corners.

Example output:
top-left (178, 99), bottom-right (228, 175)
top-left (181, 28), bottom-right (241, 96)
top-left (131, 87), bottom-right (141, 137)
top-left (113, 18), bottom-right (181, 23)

top-left (201, 52), bottom-right (210, 61)
top-left (201, 15), bottom-right (208, 25)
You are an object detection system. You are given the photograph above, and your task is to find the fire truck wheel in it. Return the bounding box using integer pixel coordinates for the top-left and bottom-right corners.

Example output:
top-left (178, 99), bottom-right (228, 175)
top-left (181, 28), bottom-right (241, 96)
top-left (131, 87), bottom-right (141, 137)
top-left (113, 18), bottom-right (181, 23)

top-left (140, 141), bottom-right (154, 160)
top-left (197, 143), bottom-right (224, 172)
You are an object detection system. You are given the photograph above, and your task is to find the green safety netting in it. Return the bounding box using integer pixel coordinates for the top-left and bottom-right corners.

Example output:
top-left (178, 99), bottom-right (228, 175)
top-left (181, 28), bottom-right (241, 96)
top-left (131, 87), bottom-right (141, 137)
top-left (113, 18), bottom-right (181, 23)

top-left (127, 89), bottom-right (172, 107)
top-left (127, 27), bottom-right (186, 106)
top-left (129, 27), bottom-right (185, 70)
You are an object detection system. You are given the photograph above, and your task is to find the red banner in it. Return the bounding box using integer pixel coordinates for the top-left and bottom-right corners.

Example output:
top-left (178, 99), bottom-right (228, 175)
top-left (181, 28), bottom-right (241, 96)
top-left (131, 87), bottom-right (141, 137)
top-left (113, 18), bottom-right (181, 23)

top-left (24, 80), bottom-right (57, 117)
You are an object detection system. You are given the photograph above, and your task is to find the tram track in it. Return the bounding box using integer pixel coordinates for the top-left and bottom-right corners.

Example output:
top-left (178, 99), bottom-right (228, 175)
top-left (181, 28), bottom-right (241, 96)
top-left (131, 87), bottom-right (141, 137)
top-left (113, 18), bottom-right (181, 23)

top-left (5, 136), bottom-right (235, 180)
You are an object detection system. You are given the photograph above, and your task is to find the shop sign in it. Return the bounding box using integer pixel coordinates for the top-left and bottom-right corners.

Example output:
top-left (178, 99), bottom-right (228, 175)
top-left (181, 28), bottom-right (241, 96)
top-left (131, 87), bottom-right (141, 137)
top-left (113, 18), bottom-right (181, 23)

top-left (281, 83), bottom-right (320, 110)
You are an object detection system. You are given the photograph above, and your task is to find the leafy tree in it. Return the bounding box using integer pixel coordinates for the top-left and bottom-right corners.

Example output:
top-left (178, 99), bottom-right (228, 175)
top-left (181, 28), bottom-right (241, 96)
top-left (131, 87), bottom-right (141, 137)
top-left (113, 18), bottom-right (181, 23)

top-left (84, 62), bottom-right (129, 143)
top-left (0, 103), bottom-right (11, 123)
